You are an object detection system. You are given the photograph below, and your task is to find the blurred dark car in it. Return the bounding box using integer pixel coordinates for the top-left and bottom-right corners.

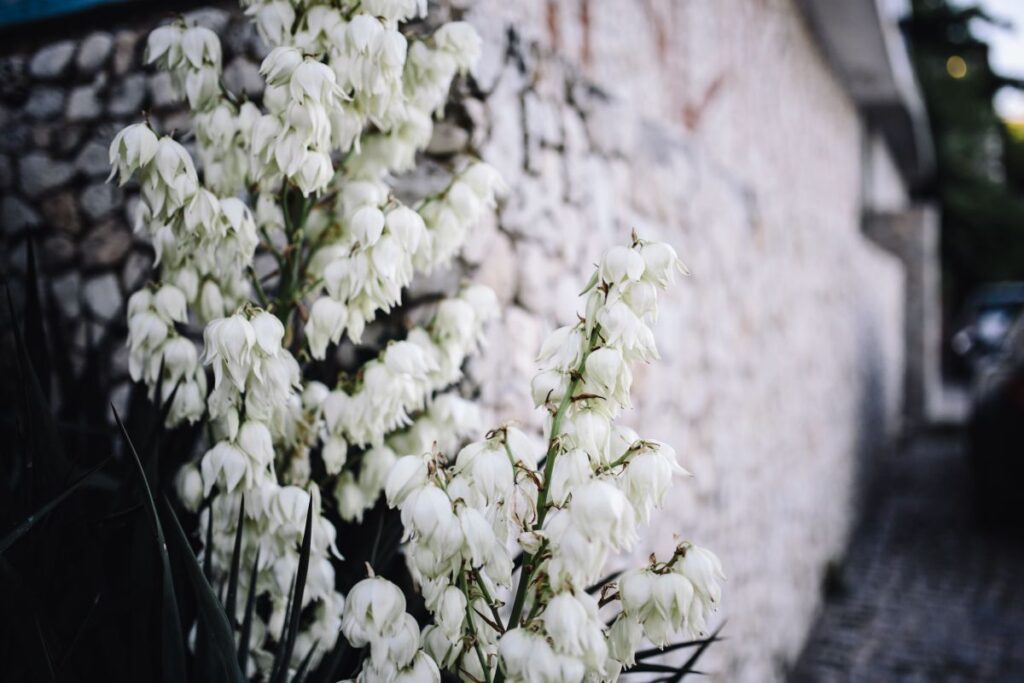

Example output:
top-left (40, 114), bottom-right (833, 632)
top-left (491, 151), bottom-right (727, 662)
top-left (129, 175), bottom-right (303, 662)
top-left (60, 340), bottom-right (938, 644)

top-left (951, 283), bottom-right (1024, 382)
top-left (958, 284), bottom-right (1024, 527)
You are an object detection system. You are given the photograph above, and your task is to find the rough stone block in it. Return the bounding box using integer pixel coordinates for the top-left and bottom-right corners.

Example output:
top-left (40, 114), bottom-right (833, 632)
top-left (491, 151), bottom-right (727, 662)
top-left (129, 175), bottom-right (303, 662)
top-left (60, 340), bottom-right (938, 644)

top-left (42, 233), bottom-right (76, 269)
top-left (20, 152), bottom-right (75, 198)
top-left (29, 41), bottom-right (76, 80)
top-left (223, 57), bottom-right (264, 99)
top-left (2, 195), bottom-right (41, 234)
top-left (67, 85), bottom-right (103, 122)
top-left (80, 182), bottom-right (118, 221)
top-left (84, 273), bottom-right (121, 319)
top-left (24, 86), bottom-right (65, 120)
top-left (81, 220), bottom-right (132, 268)
top-left (52, 271), bottom-right (82, 318)
top-left (107, 73), bottom-right (146, 117)
top-left (147, 72), bottom-right (178, 110)
top-left (75, 140), bottom-right (110, 177)
top-left (111, 31), bottom-right (139, 76)
top-left (41, 191), bottom-right (83, 235)
top-left (77, 32), bottom-right (114, 75)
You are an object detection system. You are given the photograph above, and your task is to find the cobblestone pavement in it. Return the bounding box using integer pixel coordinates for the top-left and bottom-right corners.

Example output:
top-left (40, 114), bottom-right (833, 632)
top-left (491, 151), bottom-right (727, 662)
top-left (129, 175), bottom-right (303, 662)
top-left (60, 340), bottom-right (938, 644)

top-left (790, 432), bottom-right (1024, 683)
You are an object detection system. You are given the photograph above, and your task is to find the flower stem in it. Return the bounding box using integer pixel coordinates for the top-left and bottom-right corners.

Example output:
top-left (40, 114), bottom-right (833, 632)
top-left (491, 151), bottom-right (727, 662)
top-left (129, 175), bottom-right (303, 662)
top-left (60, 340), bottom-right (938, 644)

top-left (496, 326), bottom-right (602, 679)
top-left (461, 572), bottom-right (494, 683)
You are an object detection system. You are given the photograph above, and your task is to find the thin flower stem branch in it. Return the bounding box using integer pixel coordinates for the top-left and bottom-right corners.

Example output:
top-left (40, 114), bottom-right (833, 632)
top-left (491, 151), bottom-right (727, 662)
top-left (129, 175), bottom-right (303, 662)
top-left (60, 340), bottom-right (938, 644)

top-left (470, 566), bottom-right (505, 634)
top-left (248, 267), bottom-right (270, 308)
top-left (497, 325), bottom-right (603, 668)
top-left (460, 573), bottom-right (494, 683)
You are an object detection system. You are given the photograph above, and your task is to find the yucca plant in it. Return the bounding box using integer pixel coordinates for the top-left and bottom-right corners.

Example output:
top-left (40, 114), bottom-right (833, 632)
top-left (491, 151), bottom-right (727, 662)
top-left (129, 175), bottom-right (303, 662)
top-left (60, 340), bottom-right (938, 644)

top-left (5, 1), bottom-right (725, 680)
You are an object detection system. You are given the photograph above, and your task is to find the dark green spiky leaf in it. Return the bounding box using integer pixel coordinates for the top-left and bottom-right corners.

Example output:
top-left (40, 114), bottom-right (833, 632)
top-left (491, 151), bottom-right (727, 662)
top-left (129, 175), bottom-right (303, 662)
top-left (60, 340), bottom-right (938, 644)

top-left (22, 239), bottom-right (51, 402)
top-left (634, 632), bottom-right (723, 661)
top-left (663, 624), bottom-right (722, 682)
top-left (57, 591), bottom-right (101, 677)
top-left (0, 456), bottom-right (111, 554)
top-left (238, 548), bottom-right (261, 678)
top-left (622, 663), bottom-right (680, 674)
top-left (584, 569), bottom-right (622, 595)
top-left (160, 497), bottom-right (245, 683)
top-left (225, 495), bottom-right (246, 627)
top-left (309, 632), bottom-right (349, 683)
top-left (114, 407), bottom-right (186, 683)
top-left (668, 624), bottom-right (722, 681)
top-left (0, 556), bottom-right (57, 682)
top-left (7, 284), bottom-right (67, 498)
top-left (269, 495), bottom-right (314, 683)
top-left (292, 640), bottom-right (319, 683)
top-left (203, 499), bottom-right (215, 583)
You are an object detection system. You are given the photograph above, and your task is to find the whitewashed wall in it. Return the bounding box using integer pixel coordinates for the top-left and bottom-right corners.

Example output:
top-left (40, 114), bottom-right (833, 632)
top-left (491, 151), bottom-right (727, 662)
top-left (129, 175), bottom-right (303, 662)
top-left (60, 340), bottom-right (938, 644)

top-left (454, 2), bottom-right (906, 680)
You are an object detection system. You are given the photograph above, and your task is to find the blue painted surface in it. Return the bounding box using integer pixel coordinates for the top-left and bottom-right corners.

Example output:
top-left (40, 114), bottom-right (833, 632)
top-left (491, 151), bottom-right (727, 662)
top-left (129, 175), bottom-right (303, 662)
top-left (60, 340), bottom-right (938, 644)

top-left (0, 0), bottom-right (132, 26)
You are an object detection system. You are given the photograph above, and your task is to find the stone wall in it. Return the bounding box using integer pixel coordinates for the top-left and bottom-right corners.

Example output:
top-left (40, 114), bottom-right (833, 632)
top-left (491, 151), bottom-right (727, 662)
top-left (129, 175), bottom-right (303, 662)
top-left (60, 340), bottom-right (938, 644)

top-left (865, 206), bottom-right (941, 426)
top-left (0, 1), bottom-right (907, 681)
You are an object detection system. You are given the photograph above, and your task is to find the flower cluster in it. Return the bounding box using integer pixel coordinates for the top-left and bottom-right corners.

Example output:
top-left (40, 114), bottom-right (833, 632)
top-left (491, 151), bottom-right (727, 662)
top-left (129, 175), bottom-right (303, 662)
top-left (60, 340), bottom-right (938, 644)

top-left (126, 284), bottom-right (206, 425)
top-left (374, 237), bottom-right (723, 682)
top-left (146, 22), bottom-right (223, 110)
top-left (305, 163), bottom-right (504, 357)
top-left (170, 307), bottom-right (347, 671)
top-left (115, 0), bottom-right (724, 678)
top-left (113, 0), bottom-right (500, 675)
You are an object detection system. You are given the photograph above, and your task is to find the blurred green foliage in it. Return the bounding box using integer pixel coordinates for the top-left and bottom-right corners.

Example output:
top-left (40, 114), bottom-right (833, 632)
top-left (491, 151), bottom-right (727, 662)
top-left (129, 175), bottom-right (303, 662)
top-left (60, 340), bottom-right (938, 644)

top-left (905, 0), bottom-right (1024, 313)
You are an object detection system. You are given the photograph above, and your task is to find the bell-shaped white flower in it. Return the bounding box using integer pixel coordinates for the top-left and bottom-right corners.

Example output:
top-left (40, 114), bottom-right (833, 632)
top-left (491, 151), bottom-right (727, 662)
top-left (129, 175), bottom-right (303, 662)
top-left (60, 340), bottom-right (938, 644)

top-left (536, 325), bottom-right (586, 373)
top-left (145, 25), bottom-right (184, 68)
top-left (400, 484), bottom-right (458, 549)
top-left (548, 448), bottom-right (591, 506)
top-left (567, 479), bottom-right (636, 550)
top-left (335, 472), bottom-right (368, 522)
top-left (250, 1), bottom-right (295, 47)
top-left (160, 336), bottom-right (199, 384)
top-left (498, 629), bottom-right (559, 683)
top-left (433, 22), bottom-right (481, 72)
top-left (641, 240), bottom-right (687, 286)
top-left (454, 440), bottom-right (513, 503)
top-left (385, 455), bottom-right (430, 507)
top-left (342, 576), bottom-right (407, 646)
top-left (433, 586), bottom-right (466, 638)
top-left (260, 46), bottom-right (303, 86)
top-left (322, 436), bottom-right (348, 475)
top-left (204, 314), bottom-right (256, 390)
top-left (623, 442), bottom-right (689, 520)
top-left (369, 612), bottom-right (420, 670)
top-left (394, 651), bottom-right (441, 683)
top-left (251, 311), bottom-right (285, 357)
top-left (197, 281), bottom-right (224, 321)
top-left (237, 420), bottom-right (275, 469)
top-left (108, 123), bottom-right (159, 183)
top-left (600, 245), bottom-right (645, 285)
top-left (175, 462), bottom-right (204, 512)
top-left (200, 440), bottom-right (249, 495)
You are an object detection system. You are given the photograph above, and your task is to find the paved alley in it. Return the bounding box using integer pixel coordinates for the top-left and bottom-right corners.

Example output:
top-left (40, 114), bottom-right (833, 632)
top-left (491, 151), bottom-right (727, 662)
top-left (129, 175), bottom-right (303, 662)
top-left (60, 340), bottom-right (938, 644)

top-left (790, 432), bottom-right (1024, 682)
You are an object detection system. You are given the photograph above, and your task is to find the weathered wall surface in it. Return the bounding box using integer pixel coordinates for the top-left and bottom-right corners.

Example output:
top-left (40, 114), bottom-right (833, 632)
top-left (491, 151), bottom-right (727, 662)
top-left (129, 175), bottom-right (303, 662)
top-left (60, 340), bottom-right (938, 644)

top-left (0, 1), bottom-right (906, 681)
top-left (463, 2), bottom-right (905, 680)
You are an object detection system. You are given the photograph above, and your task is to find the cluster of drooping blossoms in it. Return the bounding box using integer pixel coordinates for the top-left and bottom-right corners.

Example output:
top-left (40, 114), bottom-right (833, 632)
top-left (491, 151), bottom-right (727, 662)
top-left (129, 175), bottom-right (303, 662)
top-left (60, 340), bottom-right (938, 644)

top-left (125, 284), bottom-right (206, 425)
top-left (114, 1), bottom-right (499, 677)
top-left (341, 576), bottom-right (442, 683)
top-left (322, 284), bottom-right (497, 523)
top-left (304, 162), bottom-right (504, 356)
top-left (373, 237), bottom-right (724, 682)
top-left (114, 124), bottom-right (256, 423)
top-left (171, 308), bottom-right (348, 671)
